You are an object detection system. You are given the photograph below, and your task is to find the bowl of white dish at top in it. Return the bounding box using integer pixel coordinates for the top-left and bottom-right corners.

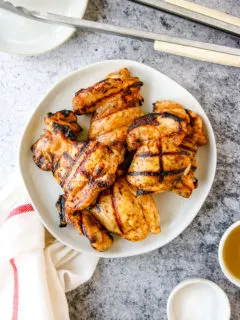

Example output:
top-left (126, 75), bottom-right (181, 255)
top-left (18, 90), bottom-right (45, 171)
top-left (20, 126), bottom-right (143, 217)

top-left (0, 0), bottom-right (89, 55)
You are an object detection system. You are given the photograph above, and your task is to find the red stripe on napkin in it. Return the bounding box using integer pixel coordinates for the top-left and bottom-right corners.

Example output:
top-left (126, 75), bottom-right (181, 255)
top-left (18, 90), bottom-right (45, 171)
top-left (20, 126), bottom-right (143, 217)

top-left (7, 204), bottom-right (34, 220)
top-left (10, 258), bottom-right (19, 320)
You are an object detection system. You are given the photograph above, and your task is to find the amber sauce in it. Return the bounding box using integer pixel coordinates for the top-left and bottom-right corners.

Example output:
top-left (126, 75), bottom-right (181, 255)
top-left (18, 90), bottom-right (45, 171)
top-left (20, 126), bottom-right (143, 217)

top-left (223, 225), bottom-right (240, 280)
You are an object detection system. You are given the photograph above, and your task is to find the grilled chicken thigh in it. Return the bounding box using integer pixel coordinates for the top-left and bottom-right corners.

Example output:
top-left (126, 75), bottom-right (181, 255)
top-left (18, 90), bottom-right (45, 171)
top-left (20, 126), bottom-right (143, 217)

top-left (73, 68), bottom-right (144, 163)
top-left (32, 110), bottom-right (119, 213)
top-left (90, 177), bottom-right (160, 241)
top-left (73, 68), bottom-right (143, 115)
top-left (127, 101), bottom-right (190, 152)
top-left (32, 110), bottom-right (82, 171)
top-left (153, 101), bottom-right (206, 147)
top-left (56, 195), bottom-right (113, 251)
top-left (127, 101), bottom-right (206, 198)
top-left (31, 110), bottom-right (118, 251)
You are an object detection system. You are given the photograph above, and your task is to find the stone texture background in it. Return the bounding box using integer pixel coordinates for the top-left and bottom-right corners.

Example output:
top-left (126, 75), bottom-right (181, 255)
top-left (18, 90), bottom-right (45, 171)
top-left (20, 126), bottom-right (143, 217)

top-left (0, 0), bottom-right (240, 319)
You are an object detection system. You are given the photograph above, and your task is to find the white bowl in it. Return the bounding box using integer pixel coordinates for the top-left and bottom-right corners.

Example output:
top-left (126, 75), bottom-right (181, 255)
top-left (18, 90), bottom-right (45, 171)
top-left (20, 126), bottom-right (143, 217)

top-left (0, 0), bottom-right (88, 55)
top-left (218, 220), bottom-right (240, 287)
top-left (19, 59), bottom-right (217, 258)
top-left (167, 278), bottom-right (231, 320)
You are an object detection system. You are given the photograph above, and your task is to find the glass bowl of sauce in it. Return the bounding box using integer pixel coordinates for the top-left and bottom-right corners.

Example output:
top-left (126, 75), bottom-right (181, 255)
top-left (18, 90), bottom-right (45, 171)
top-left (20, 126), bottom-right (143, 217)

top-left (219, 221), bottom-right (240, 287)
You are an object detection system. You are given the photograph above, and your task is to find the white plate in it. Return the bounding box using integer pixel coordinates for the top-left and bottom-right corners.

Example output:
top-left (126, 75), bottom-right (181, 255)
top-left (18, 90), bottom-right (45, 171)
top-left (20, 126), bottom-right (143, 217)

top-left (0, 0), bottom-right (88, 55)
top-left (19, 60), bottom-right (217, 258)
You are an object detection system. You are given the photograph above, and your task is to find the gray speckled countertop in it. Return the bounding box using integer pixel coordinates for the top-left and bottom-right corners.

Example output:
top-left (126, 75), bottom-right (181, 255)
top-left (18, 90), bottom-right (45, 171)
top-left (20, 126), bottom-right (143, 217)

top-left (1, 0), bottom-right (240, 319)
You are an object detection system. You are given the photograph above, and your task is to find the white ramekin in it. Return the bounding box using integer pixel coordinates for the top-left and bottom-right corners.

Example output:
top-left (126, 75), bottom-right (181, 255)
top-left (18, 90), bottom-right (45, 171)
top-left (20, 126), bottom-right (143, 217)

top-left (167, 278), bottom-right (231, 320)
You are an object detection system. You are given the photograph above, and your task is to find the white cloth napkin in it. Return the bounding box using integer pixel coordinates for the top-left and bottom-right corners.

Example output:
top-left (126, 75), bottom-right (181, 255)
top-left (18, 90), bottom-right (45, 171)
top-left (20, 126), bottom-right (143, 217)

top-left (0, 177), bottom-right (99, 320)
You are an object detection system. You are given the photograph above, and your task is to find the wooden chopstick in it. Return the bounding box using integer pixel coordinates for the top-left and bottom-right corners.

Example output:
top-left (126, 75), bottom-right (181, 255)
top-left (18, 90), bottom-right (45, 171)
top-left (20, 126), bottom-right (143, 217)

top-left (154, 40), bottom-right (240, 67)
top-left (165, 0), bottom-right (240, 27)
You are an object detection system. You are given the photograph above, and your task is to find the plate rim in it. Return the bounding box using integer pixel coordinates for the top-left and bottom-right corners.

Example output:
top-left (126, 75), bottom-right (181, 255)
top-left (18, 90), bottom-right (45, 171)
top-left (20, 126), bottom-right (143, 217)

top-left (0, 0), bottom-right (89, 56)
top-left (19, 59), bottom-right (217, 258)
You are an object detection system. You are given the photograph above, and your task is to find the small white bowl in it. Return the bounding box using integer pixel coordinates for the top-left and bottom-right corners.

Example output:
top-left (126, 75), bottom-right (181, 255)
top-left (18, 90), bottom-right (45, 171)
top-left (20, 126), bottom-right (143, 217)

top-left (218, 220), bottom-right (240, 287)
top-left (0, 0), bottom-right (89, 55)
top-left (167, 278), bottom-right (231, 320)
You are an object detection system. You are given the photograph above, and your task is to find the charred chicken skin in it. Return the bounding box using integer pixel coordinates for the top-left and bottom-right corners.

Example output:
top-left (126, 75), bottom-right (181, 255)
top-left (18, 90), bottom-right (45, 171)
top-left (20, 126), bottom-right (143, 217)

top-left (90, 176), bottom-right (160, 241)
top-left (73, 68), bottom-right (144, 163)
top-left (127, 101), bottom-right (206, 198)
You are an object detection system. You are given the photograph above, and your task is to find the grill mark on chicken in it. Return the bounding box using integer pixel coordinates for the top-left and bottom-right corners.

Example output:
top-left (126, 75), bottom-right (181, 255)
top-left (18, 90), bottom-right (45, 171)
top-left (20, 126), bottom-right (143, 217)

top-left (82, 213), bottom-right (106, 245)
top-left (88, 91), bottom-right (119, 111)
top-left (81, 220), bottom-right (88, 238)
top-left (136, 152), bottom-right (160, 157)
top-left (73, 76), bottom-right (142, 115)
top-left (89, 82), bottom-right (143, 120)
top-left (153, 102), bottom-right (190, 120)
top-left (128, 112), bottom-right (185, 132)
top-left (121, 82), bottom-right (143, 101)
top-left (185, 109), bottom-right (194, 126)
top-left (95, 166), bottom-right (104, 176)
top-left (52, 122), bottom-right (77, 141)
top-left (136, 190), bottom-right (153, 196)
top-left (126, 81), bottom-right (143, 89)
top-left (76, 141), bottom-right (101, 173)
top-left (136, 151), bottom-right (189, 157)
top-left (128, 171), bottom-right (159, 177)
top-left (74, 192), bottom-right (92, 210)
top-left (73, 184), bottom-right (95, 209)
top-left (52, 159), bottom-right (60, 174)
top-left (162, 168), bottom-right (187, 176)
top-left (78, 168), bottom-right (91, 179)
top-left (152, 102), bottom-right (156, 111)
top-left (180, 145), bottom-right (196, 153)
top-left (158, 142), bottom-right (164, 182)
top-left (75, 212), bottom-right (83, 232)
top-left (60, 142), bottom-right (89, 187)
top-left (56, 195), bottom-right (67, 228)
top-left (111, 140), bottom-right (125, 147)
top-left (66, 141), bottom-right (101, 188)
top-left (47, 110), bottom-right (72, 118)
top-left (79, 164), bottom-right (105, 181)
top-left (35, 155), bottom-right (52, 170)
top-left (128, 168), bottom-right (187, 177)
top-left (161, 112), bottom-right (185, 123)
top-left (191, 165), bottom-right (197, 172)
top-left (93, 105), bottom-right (141, 122)
top-left (95, 180), bottom-right (111, 188)
top-left (110, 186), bottom-right (124, 234)
top-left (164, 151), bottom-right (189, 156)
top-left (194, 177), bottom-right (198, 188)
top-left (128, 113), bottom-right (159, 131)
top-left (62, 152), bottom-right (74, 162)
top-left (74, 78), bottom-right (123, 97)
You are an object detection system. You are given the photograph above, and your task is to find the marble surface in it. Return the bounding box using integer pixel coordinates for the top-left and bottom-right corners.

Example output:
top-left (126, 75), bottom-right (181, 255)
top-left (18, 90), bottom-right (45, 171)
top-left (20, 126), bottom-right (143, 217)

top-left (1, 0), bottom-right (240, 319)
